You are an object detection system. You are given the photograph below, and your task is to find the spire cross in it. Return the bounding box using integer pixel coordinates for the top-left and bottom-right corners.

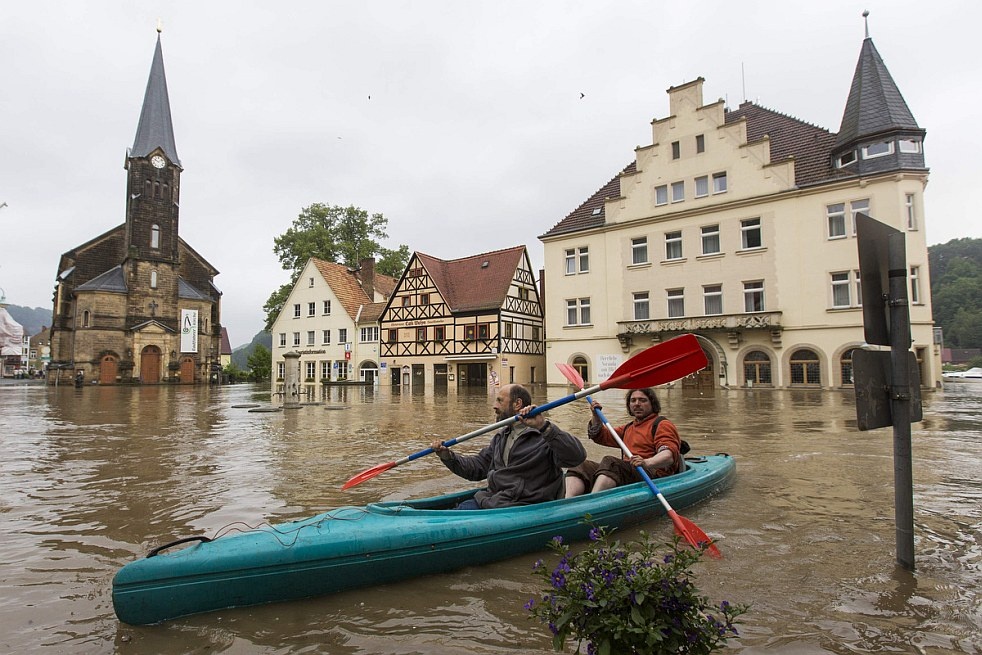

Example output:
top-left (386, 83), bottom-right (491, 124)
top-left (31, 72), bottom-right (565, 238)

top-left (863, 9), bottom-right (870, 39)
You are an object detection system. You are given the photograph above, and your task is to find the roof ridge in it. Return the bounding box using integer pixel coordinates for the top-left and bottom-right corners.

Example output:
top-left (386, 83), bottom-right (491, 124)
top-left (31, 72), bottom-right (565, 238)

top-left (732, 101), bottom-right (832, 134)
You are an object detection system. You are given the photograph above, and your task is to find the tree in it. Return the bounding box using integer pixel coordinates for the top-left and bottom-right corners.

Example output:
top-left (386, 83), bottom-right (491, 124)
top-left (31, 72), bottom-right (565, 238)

top-left (247, 344), bottom-right (272, 382)
top-left (263, 203), bottom-right (410, 329)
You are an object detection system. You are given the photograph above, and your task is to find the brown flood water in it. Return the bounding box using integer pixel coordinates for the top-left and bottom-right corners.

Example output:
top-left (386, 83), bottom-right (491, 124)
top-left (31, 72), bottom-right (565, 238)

top-left (0, 380), bottom-right (979, 654)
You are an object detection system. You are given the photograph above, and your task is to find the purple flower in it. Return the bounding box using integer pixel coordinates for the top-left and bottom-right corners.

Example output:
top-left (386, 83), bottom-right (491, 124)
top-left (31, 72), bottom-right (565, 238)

top-left (551, 570), bottom-right (567, 589)
top-left (588, 526), bottom-right (602, 541)
top-left (548, 622), bottom-right (559, 636)
top-left (524, 597), bottom-right (535, 611)
top-left (532, 559), bottom-right (543, 571)
top-left (552, 535), bottom-right (563, 545)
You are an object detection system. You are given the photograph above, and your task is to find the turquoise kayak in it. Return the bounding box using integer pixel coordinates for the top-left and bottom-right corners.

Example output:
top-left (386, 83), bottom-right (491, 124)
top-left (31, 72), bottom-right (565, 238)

top-left (113, 454), bottom-right (735, 625)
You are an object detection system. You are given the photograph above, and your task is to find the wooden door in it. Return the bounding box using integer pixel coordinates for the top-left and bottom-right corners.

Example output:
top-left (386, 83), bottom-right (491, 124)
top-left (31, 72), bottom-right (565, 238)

top-left (140, 346), bottom-right (161, 384)
top-left (180, 357), bottom-right (196, 384)
top-left (99, 355), bottom-right (117, 385)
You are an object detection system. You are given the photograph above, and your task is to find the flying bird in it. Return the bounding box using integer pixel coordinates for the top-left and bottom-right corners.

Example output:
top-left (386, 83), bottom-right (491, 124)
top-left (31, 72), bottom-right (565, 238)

top-left (580, 92), bottom-right (585, 99)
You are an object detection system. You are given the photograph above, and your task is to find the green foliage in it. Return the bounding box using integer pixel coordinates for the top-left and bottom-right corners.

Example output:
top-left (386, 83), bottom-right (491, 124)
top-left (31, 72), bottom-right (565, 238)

top-left (222, 361), bottom-right (250, 382)
top-left (263, 203), bottom-right (410, 329)
top-left (929, 238), bottom-right (982, 348)
top-left (247, 344), bottom-right (272, 382)
top-left (527, 526), bottom-right (747, 655)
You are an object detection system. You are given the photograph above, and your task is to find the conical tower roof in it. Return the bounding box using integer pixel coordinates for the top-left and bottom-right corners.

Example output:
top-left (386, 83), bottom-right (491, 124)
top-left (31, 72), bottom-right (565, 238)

top-left (130, 35), bottom-right (181, 166)
top-left (835, 36), bottom-right (920, 148)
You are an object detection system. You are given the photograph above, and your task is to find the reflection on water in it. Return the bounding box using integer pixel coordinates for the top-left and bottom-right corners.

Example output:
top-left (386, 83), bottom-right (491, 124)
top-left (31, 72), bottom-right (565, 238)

top-left (0, 381), bottom-right (979, 654)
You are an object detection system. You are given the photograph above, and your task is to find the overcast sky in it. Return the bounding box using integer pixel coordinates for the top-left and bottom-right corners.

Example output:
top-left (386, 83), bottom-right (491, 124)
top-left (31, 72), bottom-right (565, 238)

top-left (2, 1), bottom-right (979, 346)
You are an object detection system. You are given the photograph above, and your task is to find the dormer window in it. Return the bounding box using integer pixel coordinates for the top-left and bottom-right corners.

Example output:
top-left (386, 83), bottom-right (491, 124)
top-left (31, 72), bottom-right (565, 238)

top-left (836, 151), bottom-right (857, 168)
top-left (150, 224), bottom-right (160, 249)
top-left (862, 141), bottom-right (894, 159)
top-left (898, 139), bottom-right (922, 154)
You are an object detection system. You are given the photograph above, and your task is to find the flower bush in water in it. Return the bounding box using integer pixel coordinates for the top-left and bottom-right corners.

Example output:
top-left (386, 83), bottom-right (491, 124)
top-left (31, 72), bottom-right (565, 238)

top-left (526, 526), bottom-right (747, 655)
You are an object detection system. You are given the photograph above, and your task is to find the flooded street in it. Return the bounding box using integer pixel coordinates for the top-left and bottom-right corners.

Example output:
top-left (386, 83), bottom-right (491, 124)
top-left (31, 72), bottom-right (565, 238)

top-left (0, 381), bottom-right (979, 654)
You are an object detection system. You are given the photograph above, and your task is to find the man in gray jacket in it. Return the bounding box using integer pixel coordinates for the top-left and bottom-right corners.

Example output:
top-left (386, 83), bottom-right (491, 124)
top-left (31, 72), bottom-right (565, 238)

top-left (431, 384), bottom-right (586, 509)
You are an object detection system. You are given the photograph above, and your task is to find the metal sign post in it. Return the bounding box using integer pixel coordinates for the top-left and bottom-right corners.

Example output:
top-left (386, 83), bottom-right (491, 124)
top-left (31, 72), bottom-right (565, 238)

top-left (854, 212), bottom-right (916, 571)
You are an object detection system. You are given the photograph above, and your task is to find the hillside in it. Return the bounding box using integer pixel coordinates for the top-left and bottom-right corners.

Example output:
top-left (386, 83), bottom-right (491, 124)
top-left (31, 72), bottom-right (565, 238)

top-left (232, 331), bottom-right (272, 369)
top-left (1, 304), bottom-right (52, 336)
top-left (928, 237), bottom-right (982, 349)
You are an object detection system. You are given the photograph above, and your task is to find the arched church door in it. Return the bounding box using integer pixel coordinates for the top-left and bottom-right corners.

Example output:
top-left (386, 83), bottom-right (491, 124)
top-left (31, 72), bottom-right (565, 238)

top-left (140, 346), bottom-right (162, 384)
top-left (99, 355), bottom-right (118, 385)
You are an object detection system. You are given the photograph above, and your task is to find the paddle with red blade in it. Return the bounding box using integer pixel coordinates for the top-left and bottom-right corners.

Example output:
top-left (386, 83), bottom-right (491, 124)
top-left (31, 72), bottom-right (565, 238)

top-left (556, 361), bottom-right (722, 559)
top-left (342, 333), bottom-right (706, 490)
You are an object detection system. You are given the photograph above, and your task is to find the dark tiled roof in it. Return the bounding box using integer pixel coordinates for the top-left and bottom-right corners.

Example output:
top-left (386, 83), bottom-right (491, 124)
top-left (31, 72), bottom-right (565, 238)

top-left (724, 102), bottom-right (840, 187)
top-left (219, 327), bottom-right (232, 355)
top-left (131, 35), bottom-right (181, 166)
top-left (835, 38), bottom-right (920, 148)
top-left (542, 102), bottom-right (842, 238)
top-left (76, 265), bottom-right (127, 293)
top-left (540, 163), bottom-right (635, 238)
top-left (178, 278), bottom-right (209, 300)
top-left (416, 246), bottom-right (526, 313)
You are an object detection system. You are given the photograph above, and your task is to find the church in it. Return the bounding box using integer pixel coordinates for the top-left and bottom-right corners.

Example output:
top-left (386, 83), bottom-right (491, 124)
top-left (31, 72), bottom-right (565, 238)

top-left (48, 33), bottom-right (222, 385)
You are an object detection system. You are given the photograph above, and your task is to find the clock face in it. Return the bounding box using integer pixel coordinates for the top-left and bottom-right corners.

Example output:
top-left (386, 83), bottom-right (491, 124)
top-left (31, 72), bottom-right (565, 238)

top-left (151, 155), bottom-right (166, 169)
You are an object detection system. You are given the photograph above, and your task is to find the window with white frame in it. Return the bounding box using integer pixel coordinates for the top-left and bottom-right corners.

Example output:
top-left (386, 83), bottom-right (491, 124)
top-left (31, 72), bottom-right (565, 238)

top-left (671, 181), bottom-right (684, 203)
top-left (712, 171), bottom-right (727, 194)
top-left (338, 328), bottom-right (347, 344)
top-left (323, 300), bottom-right (331, 315)
top-left (633, 292), bottom-right (650, 320)
top-left (862, 141), bottom-right (894, 159)
top-left (899, 139), bottom-right (921, 153)
top-left (655, 185), bottom-right (668, 206)
top-left (321, 360), bottom-right (331, 379)
top-left (360, 326), bottom-right (379, 342)
top-left (279, 333), bottom-right (287, 347)
top-left (831, 272), bottom-right (852, 308)
top-left (741, 218), bottom-right (762, 249)
top-left (906, 193), bottom-right (916, 229)
top-left (744, 281), bottom-right (765, 312)
top-left (694, 176), bottom-right (709, 198)
top-left (293, 332), bottom-right (301, 346)
top-left (704, 285), bottom-right (723, 315)
top-left (307, 330), bottom-right (315, 346)
top-left (305, 361), bottom-right (316, 379)
top-left (667, 289), bottom-right (684, 318)
top-left (277, 362), bottom-right (284, 379)
top-left (665, 231), bottom-right (682, 260)
top-left (293, 303), bottom-right (301, 318)
top-left (322, 329), bottom-right (330, 345)
top-left (910, 266), bottom-right (921, 304)
top-left (855, 269), bottom-right (863, 306)
top-left (308, 302), bottom-right (316, 317)
top-left (565, 247), bottom-right (589, 274)
top-left (631, 237), bottom-right (648, 265)
top-left (837, 150), bottom-right (857, 168)
top-left (850, 199), bottom-right (869, 235)
top-left (701, 224), bottom-right (720, 255)
top-left (827, 203), bottom-right (846, 238)
top-left (566, 298), bottom-right (591, 326)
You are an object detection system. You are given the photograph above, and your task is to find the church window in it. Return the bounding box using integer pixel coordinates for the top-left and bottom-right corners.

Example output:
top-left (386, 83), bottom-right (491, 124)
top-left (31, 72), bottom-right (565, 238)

top-left (151, 224), bottom-right (160, 249)
top-left (153, 182), bottom-right (161, 198)
top-left (150, 270), bottom-right (158, 288)
top-left (82, 310), bottom-right (90, 328)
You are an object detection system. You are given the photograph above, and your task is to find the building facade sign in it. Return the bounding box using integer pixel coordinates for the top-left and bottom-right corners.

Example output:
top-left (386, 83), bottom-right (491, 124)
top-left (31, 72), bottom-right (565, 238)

top-left (180, 309), bottom-right (199, 353)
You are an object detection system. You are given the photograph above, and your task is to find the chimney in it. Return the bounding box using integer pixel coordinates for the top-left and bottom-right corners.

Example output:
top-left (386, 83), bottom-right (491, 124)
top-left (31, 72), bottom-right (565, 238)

top-left (359, 257), bottom-right (376, 300)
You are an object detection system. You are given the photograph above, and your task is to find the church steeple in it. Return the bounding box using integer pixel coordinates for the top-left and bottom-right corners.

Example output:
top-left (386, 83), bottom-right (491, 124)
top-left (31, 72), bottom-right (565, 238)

top-left (124, 31), bottom-right (181, 265)
top-left (130, 34), bottom-right (181, 167)
top-left (832, 11), bottom-right (926, 174)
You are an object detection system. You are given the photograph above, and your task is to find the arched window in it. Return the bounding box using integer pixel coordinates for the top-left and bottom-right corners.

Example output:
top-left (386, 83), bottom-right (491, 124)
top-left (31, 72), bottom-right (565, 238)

top-left (150, 224), bottom-right (160, 249)
top-left (82, 310), bottom-right (90, 328)
top-left (790, 349), bottom-right (821, 386)
top-left (840, 349), bottom-right (856, 386)
top-left (153, 182), bottom-right (161, 199)
top-left (572, 355), bottom-right (589, 384)
top-left (150, 270), bottom-right (158, 289)
top-left (743, 350), bottom-right (771, 385)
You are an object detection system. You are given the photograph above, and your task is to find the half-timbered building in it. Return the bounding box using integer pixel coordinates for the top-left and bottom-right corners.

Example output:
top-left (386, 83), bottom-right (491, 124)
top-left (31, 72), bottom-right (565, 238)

top-left (379, 246), bottom-right (544, 387)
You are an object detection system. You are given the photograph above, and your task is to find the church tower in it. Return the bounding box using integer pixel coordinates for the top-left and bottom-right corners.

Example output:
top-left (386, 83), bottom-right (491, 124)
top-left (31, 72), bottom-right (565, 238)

top-left (125, 33), bottom-right (181, 265)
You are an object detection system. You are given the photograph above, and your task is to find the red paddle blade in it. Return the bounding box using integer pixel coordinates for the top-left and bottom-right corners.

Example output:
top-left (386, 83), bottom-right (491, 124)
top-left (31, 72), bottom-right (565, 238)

top-left (341, 461), bottom-right (397, 490)
top-left (669, 510), bottom-right (722, 559)
top-left (603, 334), bottom-right (706, 390)
top-left (555, 363), bottom-right (585, 389)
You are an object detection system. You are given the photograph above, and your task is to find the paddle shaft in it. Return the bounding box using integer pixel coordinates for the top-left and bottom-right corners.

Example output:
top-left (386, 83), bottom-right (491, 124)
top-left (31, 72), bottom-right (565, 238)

top-left (391, 385), bottom-right (601, 467)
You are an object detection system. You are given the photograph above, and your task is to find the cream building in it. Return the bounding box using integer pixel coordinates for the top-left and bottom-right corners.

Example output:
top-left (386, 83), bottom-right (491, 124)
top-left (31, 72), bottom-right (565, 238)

top-left (540, 34), bottom-right (939, 390)
top-left (271, 258), bottom-right (396, 395)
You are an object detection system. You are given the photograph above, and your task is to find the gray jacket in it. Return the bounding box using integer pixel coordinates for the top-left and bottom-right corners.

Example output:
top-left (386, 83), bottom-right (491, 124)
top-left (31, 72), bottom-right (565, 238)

top-left (439, 421), bottom-right (586, 508)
